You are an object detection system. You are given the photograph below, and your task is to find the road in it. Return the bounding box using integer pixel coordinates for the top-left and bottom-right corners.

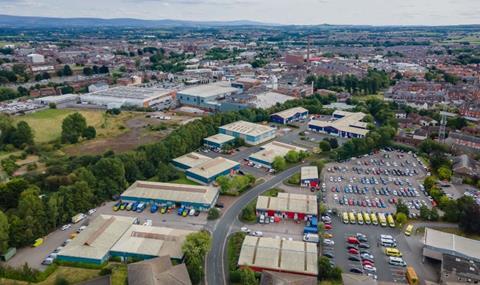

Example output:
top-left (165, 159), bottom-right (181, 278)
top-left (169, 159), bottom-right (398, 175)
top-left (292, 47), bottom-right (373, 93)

top-left (205, 164), bottom-right (305, 285)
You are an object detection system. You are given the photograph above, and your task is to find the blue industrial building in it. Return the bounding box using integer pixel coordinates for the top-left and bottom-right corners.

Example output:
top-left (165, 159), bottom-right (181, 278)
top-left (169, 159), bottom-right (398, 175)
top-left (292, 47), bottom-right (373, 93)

top-left (218, 120), bottom-right (276, 146)
top-left (270, 107), bottom-right (309, 124)
top-left (177, 83), bottom-right (241, 111)
top-left (185, 157), bottom-right (240, 185)
top-left (203, 133), bottom-right (236, 149)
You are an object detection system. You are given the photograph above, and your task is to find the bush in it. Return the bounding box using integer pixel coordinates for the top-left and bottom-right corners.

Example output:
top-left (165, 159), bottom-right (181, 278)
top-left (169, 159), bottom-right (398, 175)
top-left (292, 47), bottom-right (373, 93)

top-left (229, 270), bottom-right (241, 283)
top-left (99, 267), bottom-right (113, 276)
top-left (55, 276), bottom-right (70, 285)
top-left (227, 232), bottom-right (246, 274)
top-left (240, 200), bottom-right (257, 222)
top-left (49, 102), bottom-right (57, 109)
top-left (287, 173), bottom-right (300, 185)
top-left (207, 208), bottom-right (221, 220)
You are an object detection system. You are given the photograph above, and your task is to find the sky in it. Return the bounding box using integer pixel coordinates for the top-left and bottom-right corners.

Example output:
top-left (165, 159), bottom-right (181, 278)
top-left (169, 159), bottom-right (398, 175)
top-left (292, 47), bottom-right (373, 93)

top-left (0, 0), bottom-right (479, 26)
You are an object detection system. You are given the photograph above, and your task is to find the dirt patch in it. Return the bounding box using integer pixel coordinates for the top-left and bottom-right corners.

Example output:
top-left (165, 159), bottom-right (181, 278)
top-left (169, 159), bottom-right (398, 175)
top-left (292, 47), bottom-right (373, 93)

top-left (63, 114), bottom-right (192, 156)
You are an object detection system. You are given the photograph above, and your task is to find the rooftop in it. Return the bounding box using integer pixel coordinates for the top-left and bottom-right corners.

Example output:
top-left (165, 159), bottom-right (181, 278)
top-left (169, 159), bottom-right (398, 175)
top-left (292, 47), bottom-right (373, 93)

top-left (220, 120), bottom-right (275, 137)
top-left (249, 141), bottom-right (306, 164)
top-left (424, 228), bottom-right (480, 262)
top-left (58, 215), bottom-right (136, 261)
top-left (179, 82), bottom-right (240, 98)
top-left (85, 86), bottom-right (173, 100)
top-left (110, 225), bottom-right (194, 259)
top-left (186, 157), bottom-right (240, 179)
top-left (301, 166), bottom-right (318, 180)
top-left (128, 256), bottom-right (192, 285)
top-left (121, 181), bottom-right (219, 205)
top-left (271, 107), bottom-right (309, 120)
top-left (238, 236), bottom-right (318, 276)
top-left (204, 133), bottom-right (236, 145)
top-left (251, 92), bottom-right (295, 109)
top-left (309, 110), bottom-right (369, 136)
top-left (256, 193), bottom-right (317, 215)
top-left (172, 152), bottom-right (212, 169)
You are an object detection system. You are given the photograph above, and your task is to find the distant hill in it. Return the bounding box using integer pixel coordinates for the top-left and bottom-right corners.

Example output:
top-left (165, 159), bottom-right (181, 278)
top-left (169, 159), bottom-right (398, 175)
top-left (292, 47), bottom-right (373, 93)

top-left (0, 14), bottom-right (278, 28)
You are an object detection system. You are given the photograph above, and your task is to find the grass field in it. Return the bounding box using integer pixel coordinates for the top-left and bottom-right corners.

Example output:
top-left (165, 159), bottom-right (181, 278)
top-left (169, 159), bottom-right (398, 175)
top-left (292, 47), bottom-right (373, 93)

top-left (0, 267), bottom-right (100, 285)
top-left (110, 264), bottom-right (128, 285)
top-left (14, 109), bottom-right (137, 143)
top-left (170, 173), bottom-right (201, 186)
top-left (352, 93), bottom-right (384, 101)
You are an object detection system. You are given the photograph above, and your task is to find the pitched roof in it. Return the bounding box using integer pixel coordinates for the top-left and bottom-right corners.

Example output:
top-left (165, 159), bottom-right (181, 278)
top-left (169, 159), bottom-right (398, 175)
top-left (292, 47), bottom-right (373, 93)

top-left (127, 256), bottom-right (192, 285)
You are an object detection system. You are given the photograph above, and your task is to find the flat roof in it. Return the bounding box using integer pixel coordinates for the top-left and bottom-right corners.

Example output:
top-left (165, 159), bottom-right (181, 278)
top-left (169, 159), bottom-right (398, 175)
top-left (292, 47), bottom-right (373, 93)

top-left (186, 157), bottom-right (240, 179)
top-left (121, 181), bottom-right (219, 205)
top-left (238, 236), bottom-right (318, 275)
top-left (110, 225), bottom-right (194, 259)
top-left (84, 86), bottom-right (173, 100)
top-left (58, 215), bottom-right (136, 261)
top-left (251, 92), bottom-right (295, 109)
top-left (204, 133), bottom-right (235, 145)
top-left (249, 141), bottom-right (306, 164)
top-left (219, 120), bottom-right (275, 137)
top-left (256, 193), bottom-right (317, 215)
top-left (172, 152), bottom-right (212, 168)
top-left (309, 110), bottom-right (369, 136)
top-left (272, 107), bottom-right (309, 120)
top-left (179, 83), bottom-right (239, 98)
top-left (424, 228), bottom-right (480, 261)
top-left (301, 166), bottom-right (318, 180)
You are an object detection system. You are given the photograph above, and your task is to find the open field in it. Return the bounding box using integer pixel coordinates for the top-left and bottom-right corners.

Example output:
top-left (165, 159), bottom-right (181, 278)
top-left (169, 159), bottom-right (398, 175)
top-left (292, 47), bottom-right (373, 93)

top-left (0, 266), bottom-right (100, 285)
top-left (13, 109), bottom-right (138, 143)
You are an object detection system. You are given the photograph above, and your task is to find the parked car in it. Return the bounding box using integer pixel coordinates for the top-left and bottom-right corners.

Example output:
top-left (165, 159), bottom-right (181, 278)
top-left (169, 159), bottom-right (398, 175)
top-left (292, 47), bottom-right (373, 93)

top-left (241, 227), bottom-right (251, 233)
top-left (348, 255), bottom-right (361, 262)
top-left (323, 239), bottom-right (335, 246)
top-left (323, 252), bottom-right (335, 258)
top-left (61, 224), bottom-right (72, 231)
top-left (250, 231), bottom-right (263, 237)
top-left (87, 209), bottom-right (96, 215)
top-left (42, 257), bottom-right (54, 265)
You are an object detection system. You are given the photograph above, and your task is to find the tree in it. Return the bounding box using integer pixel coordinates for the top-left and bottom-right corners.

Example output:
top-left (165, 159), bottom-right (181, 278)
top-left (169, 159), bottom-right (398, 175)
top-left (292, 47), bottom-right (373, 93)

top-left (92, 157), bottom-right (127, 199)
top-left (182, 231), bottom-right (212, 285)
top-left (424, 176), bottom-right (437, 192)
top-left (49, 102), bottom-right (57, 109)
top-left (207, 207), bottom-right (221, 220)
top-left (319, 140), bottom-right (331, 152)
top-left (82, 126), bottom-right (96, 140)
top-left (0, 210), bottom-right (9, 253)
top-left (272, 156), bottom-right (286, 171)
top-left (395, 212), bottom-right (408, 226)
top-left (240, 268), bottom-right (257, 285)
top-left (82, 67), bottom-right (93, 76)
top-left (438, 166), bottom-right (452, 181)
top-left (11, 121), bottom-right (34, 148)
top-left (396, 200), bottom-right (409, 216)
top-left (61, 112), bottom-right (87, 144)
top-left (62, 65), bottom-right (73, 76)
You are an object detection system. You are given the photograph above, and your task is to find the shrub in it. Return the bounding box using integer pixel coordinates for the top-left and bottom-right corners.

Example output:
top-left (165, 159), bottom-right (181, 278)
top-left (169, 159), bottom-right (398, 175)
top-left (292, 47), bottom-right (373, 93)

top-left (207, 208), bottom-right (221, 220)
top-left (287, 173), bottom-right (300, 185)
top-left (99, 267), bottom-right (113, 276)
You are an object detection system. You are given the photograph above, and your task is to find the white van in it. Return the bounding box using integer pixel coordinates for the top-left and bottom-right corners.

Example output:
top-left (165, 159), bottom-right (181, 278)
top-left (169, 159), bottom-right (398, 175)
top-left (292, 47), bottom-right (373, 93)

top-left (380, 238), bottom-right (397, 247)
top-left (259, 214), bottom-right (265, 224)
top-left (388, 256), bottom-right (407, 267)
top-left (303, 233), bottom-right (320, 243)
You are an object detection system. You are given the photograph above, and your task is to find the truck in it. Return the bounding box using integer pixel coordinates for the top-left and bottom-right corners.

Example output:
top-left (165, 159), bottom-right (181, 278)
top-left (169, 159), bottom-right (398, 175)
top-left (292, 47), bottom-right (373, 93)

top-left (303, 226), bottom-right (318, 234)
top-left (406, 266), bottom-right (419, 285)
top-left (72, 213), bottom-right (86, 224)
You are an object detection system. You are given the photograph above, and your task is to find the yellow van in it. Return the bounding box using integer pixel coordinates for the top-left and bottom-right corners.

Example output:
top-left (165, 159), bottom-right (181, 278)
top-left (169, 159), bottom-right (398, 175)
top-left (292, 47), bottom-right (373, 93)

top-left (385, 247), bottom-right (402, 257)
top-left (363, 212), bottom-right (371, 225)
top-left (370, 213), bottom-right (378, 225)
top-left (357, 212), bottom-right (364, 225)
top-left (387, 214), bottom-right (396, 228)
top-left (343, 212), bottom-right (349, 224)
top-left (33, 238), bottom-right (44, 247)
top-left (404, 224), bottom-right (414, 236)
top-left (349, 212), bottom-right (356, 224)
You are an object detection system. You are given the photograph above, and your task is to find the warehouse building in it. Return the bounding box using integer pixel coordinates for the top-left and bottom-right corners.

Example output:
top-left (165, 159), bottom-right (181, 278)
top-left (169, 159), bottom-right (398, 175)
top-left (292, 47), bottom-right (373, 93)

top-left (203, 133), bottom-right (236, 149)
top-left (422, 227), bottom-right (480, 263)
top-left (177, 82), bottom-right (241, 111)
top-left (238, 236), bottom-right (318, 276)
top-left (185, 157), bottom-right (240, 185)
top-left (256, 193), bottom-right (317, 220)
top-left (219, 121), bottom-right (276, 146)
top-left (80, 86), bottom-right (176, 110)
top-left (248, 141), bottom-right (306, 168)
top-left (120, 181), bottom-right (219, 211)
top-left (110, 225), bottom-right (194, 261)
top-left (172, 152), bottom-right (212, 171)
top-left (300, 166), bottom-right (319, 188)
top-left (308, 110), bottom-right (369, 138)
top-left (33, 94), bottom-right (79, 106)
top-left (127, 256), bottom-right (192, 285)
top-left (270, 107), bottom-right (309, 125)
top-left (57, 215), bottom-right (137, 264)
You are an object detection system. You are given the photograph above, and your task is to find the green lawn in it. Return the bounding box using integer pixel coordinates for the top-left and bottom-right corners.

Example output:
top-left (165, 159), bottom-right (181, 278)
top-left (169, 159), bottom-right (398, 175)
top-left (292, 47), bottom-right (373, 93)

top-left (170, 174), bottom-right (200, 186)
top-left (351, 93), bottom-right (384, 101)
top-left (14, 109), bottom-right (135, 143)
top-left (110, 264), bottom-right (128, 285)
top-left (0, 266), bottom-right (100, 285)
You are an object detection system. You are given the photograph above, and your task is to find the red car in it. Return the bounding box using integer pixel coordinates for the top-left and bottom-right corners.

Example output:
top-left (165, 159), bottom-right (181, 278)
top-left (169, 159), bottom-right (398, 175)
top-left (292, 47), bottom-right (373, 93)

top-left (348, 199), bottom-right (354, 206)
top-left (362, 260), bottom-right (374, 266)
top-left (324, 224), bottom-right (333, 230)
top-left (348, 248), bottom-right (359, 255)
top-left (347, 237), bottom-right (359, 244)
top-left (361, 201), bottom-right (367, 207)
